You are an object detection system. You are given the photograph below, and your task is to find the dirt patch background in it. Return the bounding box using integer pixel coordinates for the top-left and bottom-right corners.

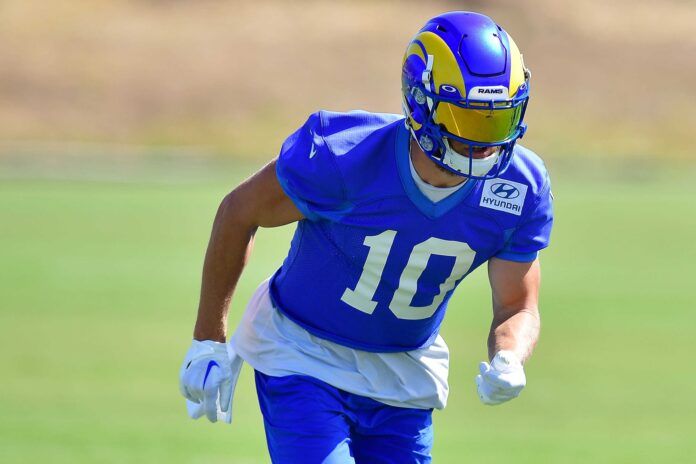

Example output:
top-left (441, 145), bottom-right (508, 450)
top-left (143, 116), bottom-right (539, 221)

top-left (0, 0), bottom-right (693, 159)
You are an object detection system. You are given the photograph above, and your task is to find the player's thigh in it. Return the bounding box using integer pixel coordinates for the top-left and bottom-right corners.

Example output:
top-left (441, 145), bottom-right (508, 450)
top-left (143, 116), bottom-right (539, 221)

top-left (254, 370), bottom-right (355, 464)
top-left (351, 404), bottom-right (433, 464)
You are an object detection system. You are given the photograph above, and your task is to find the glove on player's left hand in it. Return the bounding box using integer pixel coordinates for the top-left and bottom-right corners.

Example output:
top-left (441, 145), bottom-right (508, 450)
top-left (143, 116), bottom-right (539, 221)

top-left (476, 350), bottom-right (526, 406)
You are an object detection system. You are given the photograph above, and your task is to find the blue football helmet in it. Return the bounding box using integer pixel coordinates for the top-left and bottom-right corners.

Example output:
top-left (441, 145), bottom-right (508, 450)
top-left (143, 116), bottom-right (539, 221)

top-left (401, 11), bottom-right (531, 179)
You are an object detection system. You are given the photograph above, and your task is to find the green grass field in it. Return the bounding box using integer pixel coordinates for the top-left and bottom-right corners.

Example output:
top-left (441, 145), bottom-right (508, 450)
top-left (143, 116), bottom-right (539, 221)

top-left (1, 162), bottom-right (695, 463)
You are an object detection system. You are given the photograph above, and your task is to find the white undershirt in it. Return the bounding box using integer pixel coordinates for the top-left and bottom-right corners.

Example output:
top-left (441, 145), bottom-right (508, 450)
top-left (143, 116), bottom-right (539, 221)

top-left (408, 152), bottom-right (466, 202)
top-left (231, 279), bottom-right (450, 410)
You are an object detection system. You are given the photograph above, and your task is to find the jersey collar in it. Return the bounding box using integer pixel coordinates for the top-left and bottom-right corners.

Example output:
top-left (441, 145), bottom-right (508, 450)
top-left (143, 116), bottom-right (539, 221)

top-left (395, 123), bottom-right (477, 219)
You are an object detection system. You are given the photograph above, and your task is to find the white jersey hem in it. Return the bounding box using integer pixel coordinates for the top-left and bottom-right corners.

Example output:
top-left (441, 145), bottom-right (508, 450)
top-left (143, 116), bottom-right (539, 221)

top-left (230, 278), bottom-right (450, 410)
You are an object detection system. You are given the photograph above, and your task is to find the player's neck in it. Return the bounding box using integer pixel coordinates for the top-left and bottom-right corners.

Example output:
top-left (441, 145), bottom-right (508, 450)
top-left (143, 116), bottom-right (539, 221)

top-left (410, 140), bottom-right (467, 188)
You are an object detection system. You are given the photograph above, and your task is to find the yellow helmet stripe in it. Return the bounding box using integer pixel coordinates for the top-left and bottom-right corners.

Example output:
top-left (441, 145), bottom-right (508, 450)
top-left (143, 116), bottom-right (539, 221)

top-left (506, 36), bottom-right (526, 98)
top-left (413, 31), bottom-right (466, 95)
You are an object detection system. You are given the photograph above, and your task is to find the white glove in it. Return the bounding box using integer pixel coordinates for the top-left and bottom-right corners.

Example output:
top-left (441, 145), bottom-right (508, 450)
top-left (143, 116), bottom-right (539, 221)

top-left (476, 350), bottom-right (526, 406)
top-left (179, 339), bottom-right (243, 423)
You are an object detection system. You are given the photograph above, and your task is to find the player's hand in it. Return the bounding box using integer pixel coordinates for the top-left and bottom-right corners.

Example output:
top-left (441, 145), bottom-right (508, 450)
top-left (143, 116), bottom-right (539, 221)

top-left (179, 339), bottom-right (240, 423)
top-left (475, 350), bottom-right (526, 406)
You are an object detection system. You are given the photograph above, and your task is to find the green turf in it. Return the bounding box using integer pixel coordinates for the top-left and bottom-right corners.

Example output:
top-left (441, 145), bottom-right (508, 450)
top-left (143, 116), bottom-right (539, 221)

top-left (1, 165), bottom-right (695, 463)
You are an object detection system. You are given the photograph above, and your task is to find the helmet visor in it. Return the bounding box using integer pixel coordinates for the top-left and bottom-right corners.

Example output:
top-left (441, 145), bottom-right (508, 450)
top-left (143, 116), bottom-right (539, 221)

top-left (436, 102), bottom-right (524, 143)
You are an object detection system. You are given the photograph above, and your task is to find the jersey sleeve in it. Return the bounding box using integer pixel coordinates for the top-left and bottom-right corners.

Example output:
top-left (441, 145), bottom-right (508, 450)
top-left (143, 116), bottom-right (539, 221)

top-left (275, 112), bottom-right (348, 221)
top-left (495, 175), bottom-right (554, 262)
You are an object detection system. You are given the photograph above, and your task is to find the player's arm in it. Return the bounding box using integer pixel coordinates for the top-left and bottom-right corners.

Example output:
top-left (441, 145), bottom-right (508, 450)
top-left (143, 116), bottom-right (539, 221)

top-left (180, 112), bottom-right (330, 422)
top-left (487, 256), bottom-right (541, 362)
top-left (475, 257), bottom-right (541, 405)
top-left (179, 160), bottom-right (303, 423)
top-left (193, 159), bottom-right (303, 342)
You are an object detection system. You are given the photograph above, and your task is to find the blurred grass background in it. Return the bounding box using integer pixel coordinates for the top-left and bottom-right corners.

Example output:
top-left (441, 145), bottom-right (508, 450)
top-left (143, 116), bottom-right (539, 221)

top-left (1, 0), bottom-right (695, 463)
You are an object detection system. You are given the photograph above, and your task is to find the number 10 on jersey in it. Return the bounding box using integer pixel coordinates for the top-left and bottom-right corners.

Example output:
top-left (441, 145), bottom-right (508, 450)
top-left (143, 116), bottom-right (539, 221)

top-left (340, 230), bottom-right (476, 320)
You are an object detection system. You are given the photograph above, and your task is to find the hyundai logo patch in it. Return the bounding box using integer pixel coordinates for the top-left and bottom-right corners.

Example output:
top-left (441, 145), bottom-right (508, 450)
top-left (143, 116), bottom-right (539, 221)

top-left (480, 179), bottom-right (528, 216)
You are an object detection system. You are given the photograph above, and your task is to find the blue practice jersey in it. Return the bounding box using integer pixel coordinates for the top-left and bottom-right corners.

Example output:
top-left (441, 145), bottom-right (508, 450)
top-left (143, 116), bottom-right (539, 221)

top-left (269, 111), bottom-right (553, 352)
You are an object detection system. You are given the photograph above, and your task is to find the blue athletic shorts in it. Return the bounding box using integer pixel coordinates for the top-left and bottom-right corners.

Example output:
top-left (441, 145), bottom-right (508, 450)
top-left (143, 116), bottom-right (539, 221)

top-left (254, 370), bottom-right (434, 464)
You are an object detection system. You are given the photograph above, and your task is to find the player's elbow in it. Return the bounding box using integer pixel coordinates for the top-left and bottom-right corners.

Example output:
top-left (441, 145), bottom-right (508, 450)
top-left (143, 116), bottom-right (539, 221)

top-left (216, 189), bottom-right (260, 232)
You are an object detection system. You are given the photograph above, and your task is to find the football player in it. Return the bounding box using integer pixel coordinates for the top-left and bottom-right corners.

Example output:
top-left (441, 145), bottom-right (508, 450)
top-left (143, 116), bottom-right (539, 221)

top-left (180, 11), bottom-right (553, 464)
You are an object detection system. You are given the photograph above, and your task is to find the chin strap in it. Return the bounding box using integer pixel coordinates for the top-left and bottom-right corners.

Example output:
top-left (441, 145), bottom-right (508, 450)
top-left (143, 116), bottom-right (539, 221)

top-left (441, 139), bottom-right (500, 178)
